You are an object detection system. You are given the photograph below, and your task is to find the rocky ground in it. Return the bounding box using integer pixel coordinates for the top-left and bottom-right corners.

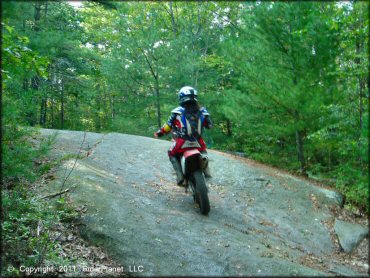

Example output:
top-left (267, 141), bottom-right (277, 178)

top-left (37, 129), bottom-right (368, 276)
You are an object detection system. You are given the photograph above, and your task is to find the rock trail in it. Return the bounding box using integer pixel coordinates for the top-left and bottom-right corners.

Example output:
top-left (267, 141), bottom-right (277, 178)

top-left (39, 129), bottom-right (368, 276)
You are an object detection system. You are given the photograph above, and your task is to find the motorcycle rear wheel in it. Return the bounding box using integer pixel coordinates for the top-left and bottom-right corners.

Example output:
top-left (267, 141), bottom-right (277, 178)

top-left (193, 170), bottom-right (210, 215)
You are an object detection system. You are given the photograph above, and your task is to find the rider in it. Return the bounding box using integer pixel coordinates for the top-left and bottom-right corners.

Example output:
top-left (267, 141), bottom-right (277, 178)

top-left (154, 86), bottom-right (213, 185)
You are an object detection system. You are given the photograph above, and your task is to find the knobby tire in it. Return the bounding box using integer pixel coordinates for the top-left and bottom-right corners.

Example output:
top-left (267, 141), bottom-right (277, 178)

top-left (193, 170), bottom-right (210, 215)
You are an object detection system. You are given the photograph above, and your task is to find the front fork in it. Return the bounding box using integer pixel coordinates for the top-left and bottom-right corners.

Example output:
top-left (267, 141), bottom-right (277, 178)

top-left (200, 152), bottom-right (209, 172)
top-left (182, 153), bottom-right (209, 195)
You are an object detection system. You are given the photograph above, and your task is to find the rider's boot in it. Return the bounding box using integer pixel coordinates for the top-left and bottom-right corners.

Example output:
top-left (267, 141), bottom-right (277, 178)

top-left (169, 156), bottom-right (184, 186)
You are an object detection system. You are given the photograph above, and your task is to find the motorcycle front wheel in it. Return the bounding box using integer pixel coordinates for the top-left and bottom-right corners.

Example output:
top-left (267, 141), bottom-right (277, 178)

top-left (193, 170), bottom-right (210, 215)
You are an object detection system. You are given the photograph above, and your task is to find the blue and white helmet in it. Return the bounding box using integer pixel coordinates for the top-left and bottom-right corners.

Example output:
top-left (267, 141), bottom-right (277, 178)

top-left (178, 86), bottom-right (198, 104)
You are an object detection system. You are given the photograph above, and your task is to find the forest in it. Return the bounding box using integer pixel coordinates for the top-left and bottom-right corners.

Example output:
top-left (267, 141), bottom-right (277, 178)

top-left (1, 1), bottom-right (369, 274)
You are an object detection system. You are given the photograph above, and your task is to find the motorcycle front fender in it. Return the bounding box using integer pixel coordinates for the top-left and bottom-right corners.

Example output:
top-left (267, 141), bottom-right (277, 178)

top-left (181, 149), bottom-right (202, 177)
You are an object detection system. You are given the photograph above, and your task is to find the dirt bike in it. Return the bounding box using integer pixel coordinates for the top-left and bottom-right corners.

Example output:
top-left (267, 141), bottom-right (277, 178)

top-left (180, 141), bottom-right (210, 215)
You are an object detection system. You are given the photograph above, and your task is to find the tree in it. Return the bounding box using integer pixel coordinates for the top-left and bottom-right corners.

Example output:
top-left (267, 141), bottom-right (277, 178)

top-left (219, 2), bottom-right (342, 174)
top-left (2, 1), bottom-right (368, 210)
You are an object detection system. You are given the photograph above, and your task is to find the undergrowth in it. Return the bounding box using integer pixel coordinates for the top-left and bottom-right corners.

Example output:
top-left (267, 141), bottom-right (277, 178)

top-left (1, 126), bottom-right (78, 277)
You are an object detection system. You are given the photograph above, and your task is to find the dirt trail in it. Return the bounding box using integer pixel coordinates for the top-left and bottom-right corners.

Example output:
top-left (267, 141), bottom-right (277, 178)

top-left (39, 129), bottom-right (367, 276)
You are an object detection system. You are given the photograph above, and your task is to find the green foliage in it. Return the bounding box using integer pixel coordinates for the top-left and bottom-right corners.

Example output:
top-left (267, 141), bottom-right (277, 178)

top-left (1, 128), bottom-right (77, 277)
top-left (2, 186), bottom-right (76, 277)
top-left (2, 1), bottom-right (369, 216)
top-left (2, 126), bottom-right (53, 182)
top-left (213, 2), bottom-right (369, 211)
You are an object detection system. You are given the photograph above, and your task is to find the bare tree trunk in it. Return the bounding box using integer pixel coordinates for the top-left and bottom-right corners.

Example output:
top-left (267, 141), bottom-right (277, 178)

top-left (196, 2), bottom-right (202, 35)
top-left (289, 18), bottom-right (306, 175)
top-left (359, 77), bottom-right (364, 129)
top-left (226, 119), bottom-right (232, 136)
top-left (50, 66), bottom-right (56, 128)
top-left (34, 2), bottom-right (46, 126)
top-left (60, 80), bottom-right (64, 129)
top-left (141, 47), bottom-right (161, 128)
top-left (194, 3), bottom-right (211, 88)
top-left (278, 137), bottom-right (285, 150)
top-left (96, 94), bottom-right (101, 131)
top-left (103, 88), bottom-right (108, 129)
top-left (355, 40), bottom-right (365, 131)
top-left (34, 2), bottom-right (42, 31)
top-left (23, 78), bottom-right (28, 91)
top-left (169, 1), bottom-right (177, 35)
top-left (44, 2), bottom-right (48, 17)
top-left (295, 130), bottom-right (306, 174)
top-left (51, 99), bottom-right (54, 128)
top-left (291, 74), bottom-right (306, 174)
top-left (110, 95), bottom-right (115, 120)
top-left (155, 77), bottom-right (161, 128)
top-left (43, 98), bottom-right (47, 126)
top-left (39, 98), bottom-right (47, 126)
top-left (353, 1), bottom-right (366, 130)
top-left (31, 76), bottom-right (40, 89)
top-left (23, 78), bottom-right (35, 126)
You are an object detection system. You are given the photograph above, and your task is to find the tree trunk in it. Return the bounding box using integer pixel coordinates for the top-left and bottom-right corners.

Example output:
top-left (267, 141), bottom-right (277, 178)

top-left (359, 76), bottom-right (364, 129)
top-left (278, 137), bottom-right (285, 150)
top-left (291, 78), bottom-right (306, 174)
top-left (33, 3), bottom-right (45, 126)
top-left (39, 98), bottom-right (47, 126)
top-left (355, 40), bottom-right (365, 132)
top-left (23, 78), bottom-right (28, 91)
top-left (141, 47), bottom-right (161, 128)
top-left (226, 119), bottom-right (232, 136)
top-left (169, 1), bottom-right (177, 35)
top-left (23, 78), bottom-right (34, 126)
top-left (295, 130), bottom-right (306, 174)
top-left (110, 95), bottom-right (115, 120)
top-left (43, 98), bottom-right (47, 126)
top-left (31, 76), bottom-right (40, 89)
top-left (96, 95), bottom-right (101, 131)
top-left (353, 4), bottom-right (365, 134)
top-left (155, 77), bottom-right (161, 128)
top-left (60, 80), bottom-right (64, 129)
top-left (34, 2), bottom-right (42, 31)
top-left (44, 2), bottom-right (48, 17)
top-left (51, 99), bottom-right (54, 128)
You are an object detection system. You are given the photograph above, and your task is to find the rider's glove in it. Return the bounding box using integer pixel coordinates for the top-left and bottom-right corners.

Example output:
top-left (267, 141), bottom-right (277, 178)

top-left (155, 131), bottom-right (164, 137)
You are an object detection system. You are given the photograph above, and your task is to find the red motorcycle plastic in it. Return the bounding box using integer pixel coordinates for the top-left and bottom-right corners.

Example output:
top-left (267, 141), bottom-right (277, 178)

top-left (181, 147), bottom-right (210, 215)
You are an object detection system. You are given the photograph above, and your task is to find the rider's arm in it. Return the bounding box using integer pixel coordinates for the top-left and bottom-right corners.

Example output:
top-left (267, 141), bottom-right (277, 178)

top-left (155, 113), bottom-right (175, 137)
top-left (201, 107), bottom-right (213, 129)
top-left (204, 115), bottom-right (213, 129)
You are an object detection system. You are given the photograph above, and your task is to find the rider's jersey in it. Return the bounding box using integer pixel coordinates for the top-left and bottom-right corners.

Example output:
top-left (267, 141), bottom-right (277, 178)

top-left (160, 106), bottom-right (212, 140)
